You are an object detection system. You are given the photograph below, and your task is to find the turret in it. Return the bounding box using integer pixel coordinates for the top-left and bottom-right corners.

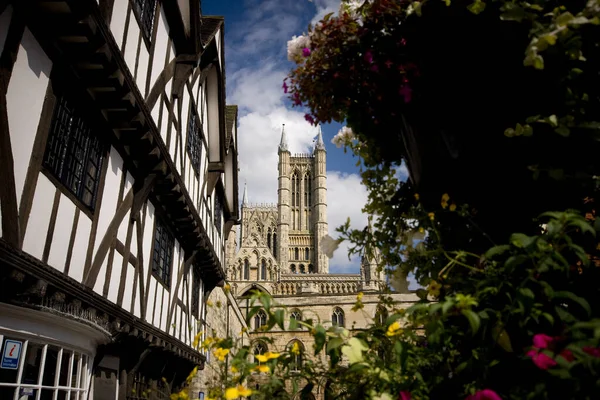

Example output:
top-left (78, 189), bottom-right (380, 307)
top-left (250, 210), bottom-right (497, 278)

top-left (313, 125), bottom-right (329, 273)
top-left (277, 125), bottom-right (291, 275)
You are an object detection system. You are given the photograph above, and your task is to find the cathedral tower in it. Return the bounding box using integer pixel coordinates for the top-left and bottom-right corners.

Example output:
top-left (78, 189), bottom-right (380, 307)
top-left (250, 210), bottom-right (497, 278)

top-left (276, 125), bottom-right (329, 274)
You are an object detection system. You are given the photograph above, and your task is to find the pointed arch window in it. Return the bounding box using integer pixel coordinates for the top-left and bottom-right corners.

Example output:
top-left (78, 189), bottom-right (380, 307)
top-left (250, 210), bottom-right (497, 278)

top-left (261, 259), bottom-right (267, 280)
top-left (244, 259), bottom-right (250, 280)
top-left (267, 230), bottom-right (272, 251)
top-left (332, 307), bottom-right (345, 327)
top-left (253, 341), bottom-right (268, 363)
top-left (308, 264), bottom-right (314, 273)
top-left (295, 248), bottom-right (299, 260)
top-left (300, 264), bottom-right (306, 274)
top-left (305, 248), bottom-right (309, 260)
top-left (375, 306), bottom-right (389, 326)
top-left (290, 310), bottom-right (302, 330)
top-left (304, 172), bottom-right (311, 207)
top-left (288, 340), bottom-right (304, 372)
top-left (291, 172), bottom-right (299, 207)
top-left (254, 310), bottom-right (267, 330)
top-left (291, 264), bottom-right (296, 274)
top-left (273, 232), bottom-right (278, 258)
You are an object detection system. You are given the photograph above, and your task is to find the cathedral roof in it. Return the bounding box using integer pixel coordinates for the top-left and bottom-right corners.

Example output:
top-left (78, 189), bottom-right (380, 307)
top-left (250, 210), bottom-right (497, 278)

top-left (314, 125), bottom-right (326, 151)
top-left (279, 124), bottom-right (289, 152)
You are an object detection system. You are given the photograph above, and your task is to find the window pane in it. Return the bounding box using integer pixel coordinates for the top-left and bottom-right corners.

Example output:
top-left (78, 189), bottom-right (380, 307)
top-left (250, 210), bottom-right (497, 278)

top-left (71, 353), bottom-right (80, 388)
top-left (22, 343), bottom-right (44, 385)
top-left (59, 350), bottom-right (71, 387)
top-left (79, 356), bottom-right (87, 389)
top-left (0, 387), bottom-right (15, 399)
top-left (57, 390), bottom-right (68, 400)
top-left (18, 387), bottom-right (37, 399)
top-left (42, 345), bottom-right (60, 386)
top-left (40, 388), bottom-right (55, 400)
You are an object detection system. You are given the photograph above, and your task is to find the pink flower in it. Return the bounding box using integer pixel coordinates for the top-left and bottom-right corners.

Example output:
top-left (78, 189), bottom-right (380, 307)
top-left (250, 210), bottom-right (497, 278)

top-left (304, 114), bottom-right (315, 125)
top-left (583, 346), bottom-right (600, 358)
top-left (364, 50), bottom-right (373, 64)
top-left (282, 81), bottom-right (288, 94)
top-left (399, 392), bottom-right (411, 400)
top-left (302, 47), bottom-right (311, 57)
top-left (293, 92), bottom-right (301, 106)
top-left (559, 349), bottom-right (574, 363)
top-left (533, 334), bottom-right (554, 349)
top-left (527, 350), bottom-right (557, 370)
top-left (399, 85), bottom-right (412, 103)
top-left (466, 389), bottom-right (502, 400)
top-left (371, 64), bottom-right (379, 72)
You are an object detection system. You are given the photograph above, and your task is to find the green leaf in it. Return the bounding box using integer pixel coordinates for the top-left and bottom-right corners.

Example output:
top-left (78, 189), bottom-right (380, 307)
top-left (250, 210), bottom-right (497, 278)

top-left (510, 233), bottom-right (536, 248)
top-left (556, 12), bottom-right (575, 26)
top-left (341, 338), bottom-right (369, 364)
top-left (548, 169), bottom-right (565, 180)
top-left (555, 126), bottom-right (570, 137)
top-left (519, 287), bottom-right (535, 299)
top-left (323, 12), bottom-right (334, 21)
top-left (274, 309), bottom-right (285, 330)
top-left (416, 288), bottom-right (429, 300)
top-left (462, 309), bottom-right (481, 335)
top-left (326, 337), bottom-right (344, 353)
top-left (289, 317), bottom-right (298, 330)
top-left (313, 325), bottom-right (327, 355)
top-left (467, 0), bottom-right (486, 14)
top-left (554, 291), bottom-right (592, 317)
top-left (492, 323), bottom-right (513, 352)
top-left (484, 244), bottom-right (510, 259)
top-left (504, 127), bottom-right (515, 137)
top-left (548, 115), bottom-right (558, 127)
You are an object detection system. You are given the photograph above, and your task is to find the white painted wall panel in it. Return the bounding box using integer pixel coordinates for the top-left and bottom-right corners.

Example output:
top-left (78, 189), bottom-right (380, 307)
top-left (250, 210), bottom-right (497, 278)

top-left (0, 5), bottom-right (13, 56)
top-left (107, 253), bottom-right (123, 304)
top-left (159, 98), bottom-right (169, 144)
top-left (132, 277), bottom-right (141, 318)
top-left (22, 175), bottom-right (54, 260)
top-left (136, 45), bottom-right (149, 96)
top-left (215, 28), bottom-right (222, 67)
top-left (117, 172), bottom-right (134, 242)
top-left (95, 147), bottom-right (123, 254)
top-left (147, 277), bottom-right (157, 325)
top-left (69, 213), bottom-right (91, 283)
top-left (110, 0), bottom-right (128, 49)
top-left (92, 258), bottom-right (107, 295)
top-left (47, 194), bottom-right (76, 271)
top-left (149, 10), bottom-right (170, 100)
top-left (122, 265), bottom-right (134, 314)
top-left (169, 120), bottom-right (177, 163)
top-left (160, 284), bottom-right (169, 331)
top-left (124, 14), bottom-right (140, 79)
top-left (6, 28), bottom-right (51, 206)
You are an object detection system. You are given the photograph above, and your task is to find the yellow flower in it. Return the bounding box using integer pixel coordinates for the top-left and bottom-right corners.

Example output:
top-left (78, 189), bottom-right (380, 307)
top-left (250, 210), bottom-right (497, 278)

top-left (254, 364), bottom-right (270, 374)
top-left (386, 321), bottom-right (403, 337)
top-left (428, 212), bottom-right (435, 221)
top-left (264, 351), bottom-right (281, 360)
top-left (214, 347), bottom-right (230, 362)
top-left (428, 280), bottom-right (442, 298)
top-left (206, 300), bottom-right (214, 307)
top-left (441, 193), bottom-right (450, 209)
top-left (186, 366), bottom-right (198, 382)
top-left (357, 292), bottom-right (364, 301)
top-left (418, 227), bottom-right (424, 233)
top-left (237, 385), bottom-right (253, 397)
top-left (455, 293), bottom-right (478, 309)
top-left (192, 331), bottom-right (202, 349)
top-left (231, 366), bottom-right (238, 373)
top-left (170, 390), bottom-right (189, 400)
top-left (291, 341), bottom-right (300, 355)
top-left (225, 388), bottom-right (239, 400)
top-left (414, 193), bottom-right (420, 201)
top-left (255, 354), bottom-right (268, 363)
top-left (449, 203), bottom-right (457, 212)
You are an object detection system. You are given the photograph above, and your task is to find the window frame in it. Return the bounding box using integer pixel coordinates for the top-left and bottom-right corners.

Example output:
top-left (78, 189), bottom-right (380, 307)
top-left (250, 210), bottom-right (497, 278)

top-left (42, 90), bottom-right (106, 214)
top-left (151, 216), bottom-right (175, 287)
top-left (130, 0), bottom-right (158, 48)
top-left (254, 309), bottom-right (267, 331)
top-left (186, 106), bottom-right (204, 177)
top-left (332, 307), bottom-right (345, 327)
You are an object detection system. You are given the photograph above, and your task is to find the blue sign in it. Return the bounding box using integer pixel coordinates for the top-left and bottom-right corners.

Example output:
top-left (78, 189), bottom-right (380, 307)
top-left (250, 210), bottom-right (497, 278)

top-left (1, 340), bottom-right (22, 370)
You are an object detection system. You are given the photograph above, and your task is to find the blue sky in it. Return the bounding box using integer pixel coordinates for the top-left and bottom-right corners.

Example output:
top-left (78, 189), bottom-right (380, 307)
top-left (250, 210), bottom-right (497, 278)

top-left (203, 0), bottom-right (408, 274)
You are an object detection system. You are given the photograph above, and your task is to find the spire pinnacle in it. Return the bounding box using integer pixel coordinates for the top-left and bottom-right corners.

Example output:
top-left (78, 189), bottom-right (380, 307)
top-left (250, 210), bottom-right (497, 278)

top-left (315, 124), bottom-right (325, 151)
top-left (278, 124), bottom-right (289, 152)
top-left (242, 181), bottom-right (248, 206)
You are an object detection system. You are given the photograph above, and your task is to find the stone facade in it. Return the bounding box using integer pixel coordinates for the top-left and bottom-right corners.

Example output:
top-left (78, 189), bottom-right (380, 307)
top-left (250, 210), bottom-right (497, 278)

top-left (201, 126), bottom-right (419, 400)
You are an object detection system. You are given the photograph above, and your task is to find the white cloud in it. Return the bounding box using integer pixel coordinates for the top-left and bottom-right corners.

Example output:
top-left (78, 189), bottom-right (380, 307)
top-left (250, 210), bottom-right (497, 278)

top-left (310, 0), bottom-right (342, 26)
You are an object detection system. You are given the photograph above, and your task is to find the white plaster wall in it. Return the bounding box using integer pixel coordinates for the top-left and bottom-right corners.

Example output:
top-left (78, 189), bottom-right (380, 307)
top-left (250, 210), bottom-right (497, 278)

top-left (215, 29), bottom-right (222, 67)
top-left (122, 264), bottom-right (134, 314)
top-left (6, 28), bottom-right (51, 206)
top-left (69, 212), bottom-right (92, 283)
top-left (149, 9), bottom-right (170, 97)
top-left (147, 277), bottom-right (157, 325)
top-left (47, 194), bottom-right (76, 272)
top-left (22, 175), bottom-right (54, 261)
top-left (132, 271), bottom-right (142, 318)
top-left (169, 119), bottom-right (177, 162)
top-left (0, 5), bottom-right (13, 56)
top-left (159, 98), bottom-right (169, 147)
top-left (109, 0), bottom-right (128, 49)
top-left (123, 13), bottom-right (140, 78)
top-left (142, 201), bottom-right (156, 321)
top-left (136, 43), bottom-right (149, 95)
top-left (107, 252), bottom-right (123, 304)
top-left (92, 257), bottom-right (107, 295)
top-left (94, 147), bottom-right (123, 254)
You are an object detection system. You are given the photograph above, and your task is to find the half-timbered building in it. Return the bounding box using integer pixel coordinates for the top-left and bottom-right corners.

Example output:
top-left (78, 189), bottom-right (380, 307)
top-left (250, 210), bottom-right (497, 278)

top-left (0, 0), bottom-right (239, 399)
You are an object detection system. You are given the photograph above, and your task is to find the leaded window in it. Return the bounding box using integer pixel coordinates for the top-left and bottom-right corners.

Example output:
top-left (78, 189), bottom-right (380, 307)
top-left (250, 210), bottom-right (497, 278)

top-left (289, 341), bottom-right (303, 372)
top-left (254, 310), bottom-right (267, 330)
top-left (214, 192), bottom-right (223, 234)
top-left (332, 307), bottom-right (345, 327)
top-left (191, 265), bottom-right (201, 317)
top-left (44, 94), bottom-right (104, 210)
top-left (260, 259), bottom-right (267, 280)
top-left (152, 218), bottom-right (174, 286)
top-left (132, 0), bottom-right (157, 45)
top-left (186, 109), bottom-right (203, 175)
top-left (290, 310), bottom-right (302, 330)
top-left (253, 342), bottom-right (267, 364)
top-left (244, 259), bottom-right (250, 280)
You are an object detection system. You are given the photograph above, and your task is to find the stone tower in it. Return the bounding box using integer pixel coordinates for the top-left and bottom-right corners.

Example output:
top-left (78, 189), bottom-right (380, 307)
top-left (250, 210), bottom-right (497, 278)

top-left (276, 125), bottom-right (329, 274)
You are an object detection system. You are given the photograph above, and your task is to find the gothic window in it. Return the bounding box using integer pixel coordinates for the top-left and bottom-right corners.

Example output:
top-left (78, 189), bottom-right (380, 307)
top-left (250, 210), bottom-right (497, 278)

top-left (288, 340), bottom-right (304, 372)
top-left (305, 248), bottom-right (309, 260)
top-left (295, 248), bottom-right (299, 260)
top-left (244, 259), bottom-right (250, 280)
top-left (273, 232), bottom-right (278, 258)
top-left (375, 306), bottom-right (389, 326)
top-left (43, 93), bottom-right (105, 210)
top-left (304, 173), bottom-right (311, 207)
top-left (253, 341), bottom-right (268, 363)
top-left (332, 307), bottom-right (345, 327)
top-left (267, 231), bottom-right (272, 251)
top-left (291, 264), bottom-right (296, 274)
top-left (291, 172), bottom-right (298, 207)
top-left (186, 107), bottom-right (203, 176)
top-left (301, 264), bottom-right (307, 274)
top-left (261, 259), bottom-right (267, 280)
top-left (152, 218), bottom-right (174, 285)
top-left (308, 264), bottom-right (314, 273)
top-left (254, 310), bottom-right (267, 330)
top-left (290, 310), bottom-right (302, 329)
